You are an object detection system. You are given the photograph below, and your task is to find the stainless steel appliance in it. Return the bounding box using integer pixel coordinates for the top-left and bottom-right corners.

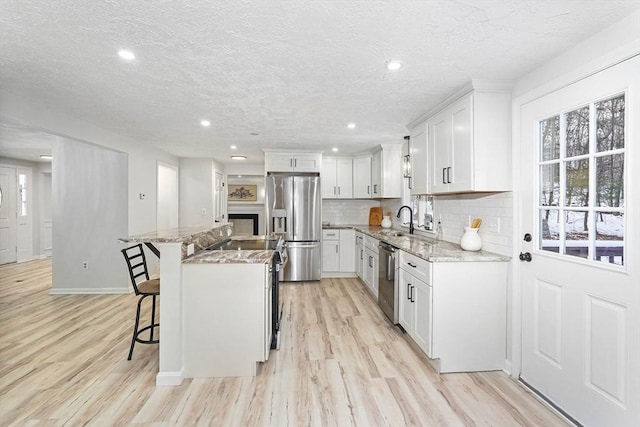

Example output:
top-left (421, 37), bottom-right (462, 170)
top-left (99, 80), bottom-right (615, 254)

top-left (266, 172), bottom-right (321, 281)
top-left (207, 237), bottom-right (287, 349)
top-left (378, 242), bottom-right (398, 323)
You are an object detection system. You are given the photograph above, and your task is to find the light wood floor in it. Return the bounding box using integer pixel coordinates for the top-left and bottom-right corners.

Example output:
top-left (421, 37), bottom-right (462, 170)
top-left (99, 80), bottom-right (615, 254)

top-left (0, 259), bottom-right (569, 426)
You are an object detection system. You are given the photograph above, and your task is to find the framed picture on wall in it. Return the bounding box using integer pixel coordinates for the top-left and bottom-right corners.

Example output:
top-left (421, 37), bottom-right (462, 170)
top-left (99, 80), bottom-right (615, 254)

top-left (228, 184), bottom-right (257, 202)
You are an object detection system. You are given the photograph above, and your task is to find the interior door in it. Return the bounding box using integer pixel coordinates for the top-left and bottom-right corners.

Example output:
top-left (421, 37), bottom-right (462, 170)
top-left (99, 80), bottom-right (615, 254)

top-left (519, 56), bottom-right (639, 426)
top-left (213, 170), bottom-right (224, 222)
top-left (0, 166), bottom-right (17, 264)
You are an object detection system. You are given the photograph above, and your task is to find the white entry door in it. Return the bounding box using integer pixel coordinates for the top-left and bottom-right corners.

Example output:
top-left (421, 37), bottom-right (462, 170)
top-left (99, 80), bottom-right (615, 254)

top-left (0, 166), bottom-right (17, 265)
top-left (519, 56), bottom-right (639, 426)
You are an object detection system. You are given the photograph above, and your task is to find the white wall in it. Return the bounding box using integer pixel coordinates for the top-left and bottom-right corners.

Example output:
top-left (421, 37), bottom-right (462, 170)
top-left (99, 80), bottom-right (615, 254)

top-left (178, 158), bottom-right (226, 227)
top-left (51, 138), bottom-right (128, 293)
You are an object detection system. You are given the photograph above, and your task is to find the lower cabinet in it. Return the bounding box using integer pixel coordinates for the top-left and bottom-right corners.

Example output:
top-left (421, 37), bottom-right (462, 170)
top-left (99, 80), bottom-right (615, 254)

top-left (355, 232), bottom-right (364, 279)
top-left (362, 236), bottom-right (379, 297)
top-left (322, 229), bottom-right (356, 276)
top-left (399, 250), bottom-right (507, 373)
top-left (398, 266), bottom-right (432, 357)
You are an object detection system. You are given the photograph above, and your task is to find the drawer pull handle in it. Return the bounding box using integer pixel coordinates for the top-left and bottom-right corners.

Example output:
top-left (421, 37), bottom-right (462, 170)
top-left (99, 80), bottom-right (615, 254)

top-left (408, 262), bottom-right (417, 268)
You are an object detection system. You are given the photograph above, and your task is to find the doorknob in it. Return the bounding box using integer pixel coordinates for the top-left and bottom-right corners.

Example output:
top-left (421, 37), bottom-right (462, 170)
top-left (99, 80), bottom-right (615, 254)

top-left (523, 233), bottom-right (532, 242)
top-left (519, 252), bottom-right (532, 262)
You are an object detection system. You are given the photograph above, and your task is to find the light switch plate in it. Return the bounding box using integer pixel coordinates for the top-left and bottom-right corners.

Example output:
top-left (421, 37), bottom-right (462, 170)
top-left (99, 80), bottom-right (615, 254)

top-left (487, 217), bottom-right (501, 233)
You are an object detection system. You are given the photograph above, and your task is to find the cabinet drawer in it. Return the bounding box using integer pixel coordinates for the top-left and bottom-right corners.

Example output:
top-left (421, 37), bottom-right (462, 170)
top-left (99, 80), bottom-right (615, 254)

top-left (399, 251), bottom-right (431, 284)
top-left (364, 235), bottom-right (379, 252)
top-left (322, 229), bottom-right (340, 240)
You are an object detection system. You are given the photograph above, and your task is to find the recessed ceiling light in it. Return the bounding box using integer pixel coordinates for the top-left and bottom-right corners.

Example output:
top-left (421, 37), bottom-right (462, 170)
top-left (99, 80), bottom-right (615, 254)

top-left (386, 60), bottom-right (402, 71)
top-left (200, 120), bottom-right (211, 127)
top-left (118, 50), bottom-right (135, 61)
top-left (332, 147), bottom-right (338, 152)
top-left (230, 145), bottom-right (237, 150)
top-left (237, 175), bottom-right (242, 178)
top-left (40, 154), bottom-right (52, 160)
top-left (231, 156), bottom-right (247, 160)
top-left (347, 123), bottom-right (356, 129)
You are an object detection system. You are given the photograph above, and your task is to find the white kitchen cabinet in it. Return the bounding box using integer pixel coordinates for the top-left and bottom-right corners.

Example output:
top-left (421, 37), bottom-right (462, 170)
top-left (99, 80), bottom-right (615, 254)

top-left (409, 121), bottom-right (428, 195)
top-left (398, 252), bottom-right (432, 357)
top-left (322, 229), bottom-right (356, 276)
top-left (352, 155), bottom-right (372, 198)
top-left (264, 152), bottom-right (322, 173)
top-left (182, 262), bottom-right (271, 377)
top-left (321, 157), bottom-right (353, 199)
top-left (362, 235), bottom-right (379, 297)
top-left (355, 232), bottom-right (364, 280)
top-left (399, 250), bottom-right (507, 373)
top-left (428, 86), bottom-right (511, 194)
top-left (371, 144), bottom-right (403, 198)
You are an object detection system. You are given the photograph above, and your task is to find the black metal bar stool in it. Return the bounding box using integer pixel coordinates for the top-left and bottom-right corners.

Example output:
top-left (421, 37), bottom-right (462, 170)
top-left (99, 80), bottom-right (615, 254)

top-left (121, 243), bottom-right (160, 360)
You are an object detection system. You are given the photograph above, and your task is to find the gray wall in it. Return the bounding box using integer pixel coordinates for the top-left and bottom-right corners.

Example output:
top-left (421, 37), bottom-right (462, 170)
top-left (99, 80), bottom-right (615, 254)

top-left (51, 139), bottom-right (128, 293)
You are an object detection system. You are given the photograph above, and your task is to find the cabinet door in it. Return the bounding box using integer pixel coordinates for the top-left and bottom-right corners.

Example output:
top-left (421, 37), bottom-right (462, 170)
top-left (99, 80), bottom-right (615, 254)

top-left (410, 121), bottom-right (428, 195)
top-left (265, 153), bottom-right (294, 172)
top-left (293, 154), bottom-right (321, 172)
top-left (412, 279), bottom-right (433, 357)
top-left (352, 156), bottom-right (372, 198)
top-left (339, 229), bottom-right (355, 272)
top-left (381, 146), bottom-right (402, 198)
top-left (335, 158), bottom-right (353, 198)
top-left (398, 269), bottom-right (415, 333)
top-left (363, 248), bottom-right (378, 297)
top-left (448, 95), bottom-right (473, 192)
top-left (322, 240), bottom-right (340, 272)
top-left (355, 234), bottom-right (364, 279)
top-left (429, 110), bottom-right (450, 194)
top-left (371, 150), bottom-right (381, 197)
top-left (321, 157), bottom-right (338, 199)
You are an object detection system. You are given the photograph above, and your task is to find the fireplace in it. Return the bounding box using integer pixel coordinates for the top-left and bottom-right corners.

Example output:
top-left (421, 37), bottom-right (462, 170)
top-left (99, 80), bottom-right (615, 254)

top-left (228, 213), bottom-right (259, 236)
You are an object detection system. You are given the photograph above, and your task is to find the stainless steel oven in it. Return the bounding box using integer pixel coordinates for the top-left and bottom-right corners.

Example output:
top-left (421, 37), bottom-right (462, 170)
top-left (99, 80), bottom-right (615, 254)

top-left (378, 242), bottom-right (398, 323)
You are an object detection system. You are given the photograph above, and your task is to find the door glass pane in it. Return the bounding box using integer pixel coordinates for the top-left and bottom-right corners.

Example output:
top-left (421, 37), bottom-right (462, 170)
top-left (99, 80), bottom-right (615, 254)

top-left (596, 154), bottom-right (624, 208)
top-left (540, 164), bottom-right (560, 206)
top-left (596, 95), bottom-right (625, 152)
top-left (18, 173), bottom-right (27, 216)
top-left (540, 116), bottom-right (560, 161)
top-left (564, 211), bottom-right (589, 259)
top-left (595, 212), bottom-right (624, 266)
top-left (565, 159), bottom-right (589, 207)
top-left (540, 209), bottom-right (560, 254)
top-left (565, 106), bottom-right (590, 157)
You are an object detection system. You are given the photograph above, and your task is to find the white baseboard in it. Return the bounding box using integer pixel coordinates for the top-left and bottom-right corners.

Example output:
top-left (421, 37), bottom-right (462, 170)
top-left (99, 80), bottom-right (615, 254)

top-left (321, 272), bottom-right (358, 278)
top-left (49, 287), bottom-right (132, 295)
top-left (503, 359), bottom-right (512, 376)
top-left (156, 370), bottom-right (184, 386)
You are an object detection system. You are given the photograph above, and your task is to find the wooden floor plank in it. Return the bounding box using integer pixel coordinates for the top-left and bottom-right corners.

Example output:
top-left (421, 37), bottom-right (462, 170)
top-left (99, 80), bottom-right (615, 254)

top-left (0, 259), bottom-right (570, 426)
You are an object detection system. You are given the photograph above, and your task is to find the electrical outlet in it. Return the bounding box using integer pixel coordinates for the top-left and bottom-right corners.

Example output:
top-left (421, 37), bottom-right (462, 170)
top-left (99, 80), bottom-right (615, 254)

top-left (187, 243), bottom-right (195, 256)
top-left (487, 217), bottom-right (501, 233)
top-left (82, 261), bottom-right (89, 270)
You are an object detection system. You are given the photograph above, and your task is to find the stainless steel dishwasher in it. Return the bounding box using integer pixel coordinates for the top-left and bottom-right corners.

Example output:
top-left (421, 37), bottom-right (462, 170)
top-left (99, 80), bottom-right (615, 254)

top-left (378, 242), bottom-right (398, 323)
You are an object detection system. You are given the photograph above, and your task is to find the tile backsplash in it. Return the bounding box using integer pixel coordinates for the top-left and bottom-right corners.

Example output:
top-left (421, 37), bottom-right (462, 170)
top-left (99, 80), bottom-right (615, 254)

top-left (322, 199), bottom-right (381, 225)
top-left (435, 192), bottom-right (513, 256)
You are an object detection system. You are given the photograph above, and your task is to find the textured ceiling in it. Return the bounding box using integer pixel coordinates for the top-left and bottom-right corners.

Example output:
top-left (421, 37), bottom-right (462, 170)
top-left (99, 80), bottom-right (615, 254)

top-left (1, 0), bottom-right (638, 164)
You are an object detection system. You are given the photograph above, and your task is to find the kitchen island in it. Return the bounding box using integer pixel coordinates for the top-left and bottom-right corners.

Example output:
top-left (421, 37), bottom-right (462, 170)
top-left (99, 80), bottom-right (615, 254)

top-left (120, 224), bottom-right (278, 385)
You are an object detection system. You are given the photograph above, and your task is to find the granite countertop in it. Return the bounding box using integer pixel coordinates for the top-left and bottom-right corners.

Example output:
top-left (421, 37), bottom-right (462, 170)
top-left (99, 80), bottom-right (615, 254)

top-left (183, 249), bottom-right (274, 264)
top-left (323, 224), bottom-right (510, 262)
top-left (119, 223), bottom-right (231, 244)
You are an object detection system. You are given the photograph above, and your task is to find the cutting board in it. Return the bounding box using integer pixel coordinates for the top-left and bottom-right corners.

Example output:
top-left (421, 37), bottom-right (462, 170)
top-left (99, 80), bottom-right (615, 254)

top-left (369, 207), bottom-right (383, 226)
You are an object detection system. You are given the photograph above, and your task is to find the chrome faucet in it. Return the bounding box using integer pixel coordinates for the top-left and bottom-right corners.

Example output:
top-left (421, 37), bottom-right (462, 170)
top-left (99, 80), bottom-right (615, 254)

top-left (396, 205), bottom-right (414, 234)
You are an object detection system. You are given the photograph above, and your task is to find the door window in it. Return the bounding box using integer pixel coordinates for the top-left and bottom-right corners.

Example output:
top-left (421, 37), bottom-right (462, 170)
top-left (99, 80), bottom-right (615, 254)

top-left (538, 94), bottom-right (625, 266)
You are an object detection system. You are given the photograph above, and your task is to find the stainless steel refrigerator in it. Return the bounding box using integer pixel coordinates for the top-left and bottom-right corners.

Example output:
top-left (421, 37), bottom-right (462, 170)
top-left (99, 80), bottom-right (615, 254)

top-left (266, 172), bottom-right (321, 281)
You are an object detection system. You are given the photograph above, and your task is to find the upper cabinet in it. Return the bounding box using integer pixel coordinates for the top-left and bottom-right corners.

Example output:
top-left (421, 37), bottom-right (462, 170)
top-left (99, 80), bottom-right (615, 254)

top-left (321, 157), bottom-right (353, 199)
top-left (352, 155), bottom-right (372, 198)
top-left (264, 152), bottom-right (322, 173)
top-left (409, 121), bottom-right (428, 195)
top-left (427, 85), bottom-right (511, 194)
top-left (371, 144), bottom-right (403, 198)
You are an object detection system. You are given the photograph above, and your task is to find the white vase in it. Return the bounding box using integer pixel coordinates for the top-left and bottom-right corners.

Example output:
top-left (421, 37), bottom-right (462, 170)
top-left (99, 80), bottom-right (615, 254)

top-left (460, 227), bottom-right (482, 251)
top-left (381, 215), bottom-right (392, 228)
